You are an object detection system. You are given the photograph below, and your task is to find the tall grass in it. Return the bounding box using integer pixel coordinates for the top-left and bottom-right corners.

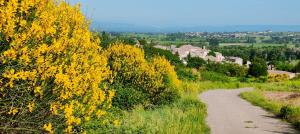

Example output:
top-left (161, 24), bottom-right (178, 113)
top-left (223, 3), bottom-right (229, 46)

top-left (85, 87), bottom-right (210, 134)
top-left (254, 80), bottom-right (300, 92)
top-left (84, 80), bottom-right (252, 134)
top-left (117, 98), bottom-right (210, 134)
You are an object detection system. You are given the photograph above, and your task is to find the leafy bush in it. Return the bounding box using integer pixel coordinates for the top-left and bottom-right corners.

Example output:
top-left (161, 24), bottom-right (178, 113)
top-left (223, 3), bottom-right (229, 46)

top-left (275, 61), bottom-right (295, 72)
top-left (279, 106), bottom-right (295, 120)
top-left (205, 62), bottom-right (248, 77)
top-left (112, 85), bottom-right (148, 110)
top-left (0, 1), bottom-right (113, 133)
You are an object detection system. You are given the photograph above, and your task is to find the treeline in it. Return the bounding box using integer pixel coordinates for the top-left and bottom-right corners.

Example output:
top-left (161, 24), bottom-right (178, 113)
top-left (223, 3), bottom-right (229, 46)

top-left (212, 46), bottom-right (300, 62)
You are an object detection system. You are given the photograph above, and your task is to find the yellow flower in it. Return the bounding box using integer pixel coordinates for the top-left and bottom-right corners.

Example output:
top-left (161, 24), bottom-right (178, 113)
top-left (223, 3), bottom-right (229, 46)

top-left (50, 102), bottom-right (59, 115)
top-left (43, 123), bottom-right (54, 134)
top-left (113, 120), bottom-right (121, 127)
top-left (34, 86), bottom-right (43, 97)
top-left (8, 108), bottom-right (18, 115)
top-left (27, 101), bottom-right (35, 112)
top-left (108, 90), bottom-right (115, 101)
top-left (96, 109), bottom-right (107, 118)
top-left (3, 49), bottom-right (17, 60)
top-left (64, 125), bottom-right (72, 133)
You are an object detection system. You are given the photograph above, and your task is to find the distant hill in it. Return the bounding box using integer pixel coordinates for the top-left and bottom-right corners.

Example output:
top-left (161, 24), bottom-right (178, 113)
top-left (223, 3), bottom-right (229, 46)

top-left (91, 22), bottom-right (300, 33)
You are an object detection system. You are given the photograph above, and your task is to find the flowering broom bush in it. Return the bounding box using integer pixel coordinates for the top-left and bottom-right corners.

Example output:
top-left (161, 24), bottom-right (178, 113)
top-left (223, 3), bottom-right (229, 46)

top-left (104, 44), bottom-right (181, 108)
top-left (148, 57), bottom-right (181, 105)
top-left (0, 0), bottom-right (113, 133)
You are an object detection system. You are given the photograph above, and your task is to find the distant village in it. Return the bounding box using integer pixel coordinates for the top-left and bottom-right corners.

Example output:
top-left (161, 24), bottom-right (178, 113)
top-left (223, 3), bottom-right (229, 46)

top-left (152, 44), bottom-right (298, 79)
top-left (153, 44), bottom-right (249, 67)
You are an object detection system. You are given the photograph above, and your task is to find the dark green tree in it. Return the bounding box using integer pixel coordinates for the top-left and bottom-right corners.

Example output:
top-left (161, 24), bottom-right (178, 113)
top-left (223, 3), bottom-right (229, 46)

top-left (138, 39), bottom-right (147, 45)
top-left (294, 61), bottom-right (300, 73)
top-left (208, 38), bottom-right (219, 46)
top-left (248, 58), bottom-right (268, 77)
top-left (208, 51), bottom-right (216, 57)
top-left (187, 56), bottom-right (206, 69)
top-left (143, 45), bottom-right (183, 66)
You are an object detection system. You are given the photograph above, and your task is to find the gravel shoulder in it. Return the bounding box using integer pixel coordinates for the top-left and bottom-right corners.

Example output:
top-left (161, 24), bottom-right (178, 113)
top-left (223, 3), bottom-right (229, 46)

top-left (200, 88), bottom-right (299, 134)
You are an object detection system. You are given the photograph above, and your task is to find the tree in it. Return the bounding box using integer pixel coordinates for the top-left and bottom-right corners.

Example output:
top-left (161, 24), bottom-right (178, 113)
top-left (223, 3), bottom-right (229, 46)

top-left (143, 45), bottom-right (183, 66)
top-left (187, 56), bottom-right (206, 69)
top-left (138, 39), bottom-right (147, 45)
top-left (99, 31), bottom-right (112, 48)
top-left (208, 51), bottom-right (216, 57)
top-left (248, 58), bottom-right (268, 77)
top-left (208, 38), bottom-right (219, 46)
top-left (295, 61), bottom-right (300, 73)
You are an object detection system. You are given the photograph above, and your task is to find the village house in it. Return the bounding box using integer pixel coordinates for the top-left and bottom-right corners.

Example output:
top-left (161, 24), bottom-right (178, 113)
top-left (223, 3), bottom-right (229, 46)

top-left (172, 45), bottom-right (209, 62)
top-left (154, 44), bottom-right (245, 65)
top-left (227, 57), bottom-right (243, 66)
top-left (155, 44), bottom-right (227, 64)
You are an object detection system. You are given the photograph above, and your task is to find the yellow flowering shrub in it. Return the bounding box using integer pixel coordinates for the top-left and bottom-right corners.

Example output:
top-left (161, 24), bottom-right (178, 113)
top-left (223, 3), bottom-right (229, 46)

top-left (104, 42), bottom-right (147, 84)
top-left (268, 74), bottom-right (289, 82)
top-left (0, 0), bottom-right (112, 133)
top-left (146, 57), bottom-right (181, 104)
top-left (104, 44), bottom-right (180, 107)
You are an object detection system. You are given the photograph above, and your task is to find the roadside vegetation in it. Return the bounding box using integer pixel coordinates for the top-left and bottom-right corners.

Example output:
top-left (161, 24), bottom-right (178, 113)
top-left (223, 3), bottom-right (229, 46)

top-left (241, 78), bottom-right (300, 129)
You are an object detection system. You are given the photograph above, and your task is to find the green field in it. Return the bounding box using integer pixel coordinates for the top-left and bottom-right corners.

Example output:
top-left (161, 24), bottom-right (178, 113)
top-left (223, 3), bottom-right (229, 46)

top-left (220, 43), bottom-right (295, 48)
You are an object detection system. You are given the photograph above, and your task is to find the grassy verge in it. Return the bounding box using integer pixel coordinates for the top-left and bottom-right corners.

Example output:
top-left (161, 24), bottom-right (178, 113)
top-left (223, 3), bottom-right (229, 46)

top-left (241, 80), bottom-right (300, 129)
top-left (84, 81), bottom-right (249, 133)
top-left (85, 82), bottom-right (210, 133)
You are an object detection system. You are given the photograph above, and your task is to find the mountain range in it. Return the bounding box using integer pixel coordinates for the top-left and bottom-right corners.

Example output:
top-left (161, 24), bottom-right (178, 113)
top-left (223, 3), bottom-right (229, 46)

top-left (91, 21), bottom-right (300, 33)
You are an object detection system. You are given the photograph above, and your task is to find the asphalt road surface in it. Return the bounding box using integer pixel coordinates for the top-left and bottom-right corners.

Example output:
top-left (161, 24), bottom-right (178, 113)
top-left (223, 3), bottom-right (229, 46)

top-left (200, 88), bottom-right (299, 134)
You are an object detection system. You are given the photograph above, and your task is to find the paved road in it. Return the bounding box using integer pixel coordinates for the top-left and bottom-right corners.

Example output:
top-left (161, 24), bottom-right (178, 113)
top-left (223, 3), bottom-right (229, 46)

top-left (200, 88), bottom-right (299, 134)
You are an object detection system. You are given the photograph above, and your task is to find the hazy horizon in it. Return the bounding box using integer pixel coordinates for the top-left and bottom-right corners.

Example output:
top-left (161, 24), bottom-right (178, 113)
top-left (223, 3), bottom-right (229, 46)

top-left (69, 0), bottom-right (300, 27)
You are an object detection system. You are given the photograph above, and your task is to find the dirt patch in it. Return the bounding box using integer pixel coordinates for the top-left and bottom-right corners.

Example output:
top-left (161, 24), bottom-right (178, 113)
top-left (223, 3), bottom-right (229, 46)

top-left (264, 91), bottom-right (300, 106)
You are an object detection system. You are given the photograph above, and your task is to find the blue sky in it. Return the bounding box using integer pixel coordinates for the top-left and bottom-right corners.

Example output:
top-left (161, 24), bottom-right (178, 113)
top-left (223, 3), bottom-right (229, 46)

top-left (69, 0), bottom-right (300, 27)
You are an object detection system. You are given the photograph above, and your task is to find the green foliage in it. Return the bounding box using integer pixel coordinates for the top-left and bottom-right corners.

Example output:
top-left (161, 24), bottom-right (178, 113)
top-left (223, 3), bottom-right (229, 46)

top-left (275, 61), bottom-right (295, 72)
top-left (99, 31), bottom-right (112, 48)
top-left (186, 56), bottom-right (206, 69)
top-left (112, 85), bottom-right (148, 110)
top-left (143, 45), bottom-right (183, 66)
top-left (248, 58), bottom-right (268, 77)
top-left (208, 38), bottom-right (219, 46)
top-left (207, 51), bottom-right (216, 57)
top-left (212, 46), bottom-right (300, 62)
top-left (176, 67), bottom-right (199, 81)
top-left (205, 62), bottom-right (248, 77)
top-left (200, 71), bottom-right (230, 82)
top-left (138, 39), bottom-right (147, 45)
top-left (295, 61), bottom-right (300, 73)
top-left (152, 87), bottom-right (181, 106)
